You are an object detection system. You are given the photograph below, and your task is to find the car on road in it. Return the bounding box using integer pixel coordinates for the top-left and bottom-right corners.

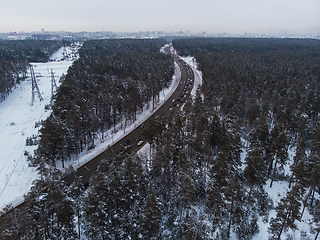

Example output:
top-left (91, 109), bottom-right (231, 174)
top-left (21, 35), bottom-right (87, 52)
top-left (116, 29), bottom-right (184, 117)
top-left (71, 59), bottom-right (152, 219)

top-left (124, 140), bottom-right (130, 145)
top-left (124, 145), bottom-right (131, 150)
top-left (137, 140), bottom-right (144, 146)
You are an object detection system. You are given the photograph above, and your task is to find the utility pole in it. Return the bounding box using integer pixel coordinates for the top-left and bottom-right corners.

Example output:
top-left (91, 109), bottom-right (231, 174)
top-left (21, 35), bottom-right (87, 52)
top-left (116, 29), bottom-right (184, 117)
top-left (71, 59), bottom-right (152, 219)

top-left (50, 68), bottom-right (57, 104)
top-left (30, 65), bottom-right (43, 105)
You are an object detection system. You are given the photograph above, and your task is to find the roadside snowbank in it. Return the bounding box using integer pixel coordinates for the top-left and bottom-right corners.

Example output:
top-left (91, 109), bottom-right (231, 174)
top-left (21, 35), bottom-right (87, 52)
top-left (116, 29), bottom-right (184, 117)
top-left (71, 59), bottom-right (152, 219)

top-left (64, 61), bottom-right (181, 169)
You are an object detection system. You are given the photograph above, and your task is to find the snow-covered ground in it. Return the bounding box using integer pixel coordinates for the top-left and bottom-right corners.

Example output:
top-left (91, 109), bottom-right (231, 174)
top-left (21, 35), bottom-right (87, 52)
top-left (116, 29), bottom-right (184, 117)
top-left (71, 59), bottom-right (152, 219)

top-left (182, 55), bottom-right (314, 239)
top-left (0, 44), bottom-right (184, 211)
top-left (142, 55), bottom-right (315, 239)
top-left (0, 45), bottom-right (80, 210)
top-left (252, 148), bottom-right (314, 239)
top-left (137, 55), bottom-right (202, 158)
top-left (62, 57), bottom-right (182, 170)
top-left (1, 43), bottom-right (311, 239)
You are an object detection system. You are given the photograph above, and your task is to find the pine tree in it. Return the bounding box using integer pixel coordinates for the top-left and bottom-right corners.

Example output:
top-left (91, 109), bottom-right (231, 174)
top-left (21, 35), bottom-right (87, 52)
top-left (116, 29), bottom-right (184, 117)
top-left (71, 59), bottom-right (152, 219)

top-left (141, 193), bottom-right (163, 239)
top-left (23, 169), bottom-right (77, 239)
top-left (270, 126), bottom-right (288, 187)
top-left (172, 209), bottom-right (209, 240)
top-left (66, 175), bottom-right (83, 239)
top-left (310, 201), bottom-right (320, 240)
top-left (178, 175), bottom-right (197, 219)
top-left (205, 183), bottom-right (227, 234)
top-left (210, 151), bottom-right (229, 191)
top-left (82, 172), bottom-right (110, 239)
top-left (0, 205), bottom-right (22, 240)
top-left (289, 137), bottom-right (307, 188)
top-left (268, 184), bottom-right (304, 240)
top-left (244, 147), bottom-right (267, 200)
top-left (226, 176), bottom-right (246, 239)
top-left (36, 115), bottom-right (69, 169)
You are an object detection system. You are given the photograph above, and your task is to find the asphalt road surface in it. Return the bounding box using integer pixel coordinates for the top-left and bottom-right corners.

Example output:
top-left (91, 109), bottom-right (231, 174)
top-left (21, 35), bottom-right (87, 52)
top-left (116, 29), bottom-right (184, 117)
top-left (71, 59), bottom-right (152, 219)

top-left (75, 49), bottom-right (195, 184)
top-left (11, 47), bottom-right (195, 212)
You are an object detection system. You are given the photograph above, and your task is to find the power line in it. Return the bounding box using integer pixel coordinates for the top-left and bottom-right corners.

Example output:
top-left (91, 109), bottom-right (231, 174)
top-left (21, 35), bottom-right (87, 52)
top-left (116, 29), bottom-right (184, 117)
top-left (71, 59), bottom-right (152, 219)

top-left (30, 65), bottom-right (43, 105)
top-left (50, 68), bottom-right (57, 104)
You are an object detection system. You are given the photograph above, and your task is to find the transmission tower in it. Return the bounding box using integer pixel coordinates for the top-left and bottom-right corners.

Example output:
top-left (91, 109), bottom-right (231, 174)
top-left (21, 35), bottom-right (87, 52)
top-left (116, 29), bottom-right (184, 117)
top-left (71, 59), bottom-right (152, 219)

top-left (30, 65), bottom-right (43, 105)
top-left (62, 46), bottom-right (68, 60)
top-left (50, 68), bottom-right (58, 103)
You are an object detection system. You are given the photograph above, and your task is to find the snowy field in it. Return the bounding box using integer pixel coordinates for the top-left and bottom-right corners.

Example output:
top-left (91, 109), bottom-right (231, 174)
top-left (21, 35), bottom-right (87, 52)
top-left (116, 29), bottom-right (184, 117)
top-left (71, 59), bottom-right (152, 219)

top-left (0, 45), bottom-right (79, 210)
top-left (0, 44), bottom-right (186, 210)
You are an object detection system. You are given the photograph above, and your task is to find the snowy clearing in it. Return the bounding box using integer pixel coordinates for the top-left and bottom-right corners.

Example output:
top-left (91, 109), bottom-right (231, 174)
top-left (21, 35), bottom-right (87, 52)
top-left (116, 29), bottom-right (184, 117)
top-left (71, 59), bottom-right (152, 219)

top-left (0, 45), bottom-right (79, 210)
top-left (0, 44), bottom-right (185, 211)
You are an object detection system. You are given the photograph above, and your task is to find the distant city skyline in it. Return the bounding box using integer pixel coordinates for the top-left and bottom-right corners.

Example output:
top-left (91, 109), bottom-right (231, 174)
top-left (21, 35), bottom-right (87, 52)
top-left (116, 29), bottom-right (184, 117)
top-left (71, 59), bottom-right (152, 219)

top-left (1, 0), bottom-right (319, 35)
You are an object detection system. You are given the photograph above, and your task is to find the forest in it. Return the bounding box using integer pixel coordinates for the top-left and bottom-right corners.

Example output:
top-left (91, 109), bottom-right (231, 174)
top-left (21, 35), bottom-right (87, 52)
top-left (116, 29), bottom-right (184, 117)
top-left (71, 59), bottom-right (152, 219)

top-left (32, 39), bottom-right (174, 169)
top-left (1, 38), bottom-right (320, 239)
top-left (0, 40), bottom-right (62, 101)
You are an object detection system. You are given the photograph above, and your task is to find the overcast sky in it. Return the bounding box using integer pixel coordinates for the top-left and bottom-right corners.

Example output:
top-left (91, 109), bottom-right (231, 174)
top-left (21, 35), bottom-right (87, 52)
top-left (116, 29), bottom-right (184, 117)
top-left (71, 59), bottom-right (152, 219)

top-left (1, 0), bottom-right (319, 34)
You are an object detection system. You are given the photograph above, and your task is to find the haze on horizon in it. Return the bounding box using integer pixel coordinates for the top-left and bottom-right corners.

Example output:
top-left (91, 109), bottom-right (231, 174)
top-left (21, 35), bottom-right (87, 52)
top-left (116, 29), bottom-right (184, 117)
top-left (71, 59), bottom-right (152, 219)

top-left (1, 0), bottom-right (319, 35)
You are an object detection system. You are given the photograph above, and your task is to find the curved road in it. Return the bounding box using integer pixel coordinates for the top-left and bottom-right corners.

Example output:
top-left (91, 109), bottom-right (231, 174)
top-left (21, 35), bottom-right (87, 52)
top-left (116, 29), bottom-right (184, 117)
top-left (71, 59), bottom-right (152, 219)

top-left (11, 46), bottom-right (195, 212)
top-left (76, 48), bottom-right (195, 183)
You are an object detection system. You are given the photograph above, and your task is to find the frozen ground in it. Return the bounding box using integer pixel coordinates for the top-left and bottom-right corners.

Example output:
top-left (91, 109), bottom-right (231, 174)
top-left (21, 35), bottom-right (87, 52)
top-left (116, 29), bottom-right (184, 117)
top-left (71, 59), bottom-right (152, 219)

top-left (1, 44), bottom-right (313, 239)
top-left (62, 57), bottom-right (182, 170)
top-left (70, 54), bottom-right (203, 171)
top-left (0, 45), bottom-right (80, 210)
top-left (0, 44), bottom-right (184, 210)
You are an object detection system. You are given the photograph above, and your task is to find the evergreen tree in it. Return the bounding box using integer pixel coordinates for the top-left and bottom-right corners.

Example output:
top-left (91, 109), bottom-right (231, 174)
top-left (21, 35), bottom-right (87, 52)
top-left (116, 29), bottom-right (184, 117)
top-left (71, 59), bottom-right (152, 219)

top-left (310, 201), bottom-right (320, 240)
top-left (141, 193), bottom-right (163, 239)
top-left (226, 176), bottom-right (246, 239)
top-left (82, 172), bottom-right (111, 239)
top-left (270, 126), bottom-right (288, 187)
top-left (205, 183), bottom-right (227, 235)
top-left (289, 137), bottom-right (307, 188)
top-left (24, 169), bottom-right (77, 239)
top-left (172, 209), bottom-right (209, 240)
top-left (244, 147), bottom-right (267, 200)
top-left (178, 175), bottom-right (197, 219)
top-left (268, 184), bottom-right (304, 240)
top-left (0, 205), bottom-right (22, 240)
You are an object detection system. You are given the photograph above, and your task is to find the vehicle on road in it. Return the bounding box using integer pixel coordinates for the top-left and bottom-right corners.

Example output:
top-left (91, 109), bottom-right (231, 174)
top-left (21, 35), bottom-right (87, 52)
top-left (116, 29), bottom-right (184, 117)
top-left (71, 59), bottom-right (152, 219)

top-left (137, 140), bottom-right (144, 146)
top-left (124, 145), bottom-right (131, 150)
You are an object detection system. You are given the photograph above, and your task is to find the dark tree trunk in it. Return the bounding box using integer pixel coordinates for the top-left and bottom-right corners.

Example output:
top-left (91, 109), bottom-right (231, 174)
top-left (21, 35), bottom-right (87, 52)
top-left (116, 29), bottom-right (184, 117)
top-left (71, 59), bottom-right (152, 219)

top-left (270, 158), bottom-right (278, 188)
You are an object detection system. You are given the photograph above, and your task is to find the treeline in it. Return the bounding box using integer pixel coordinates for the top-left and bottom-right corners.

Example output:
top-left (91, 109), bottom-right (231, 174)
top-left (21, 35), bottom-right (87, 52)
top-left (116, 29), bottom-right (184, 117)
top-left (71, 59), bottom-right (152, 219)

top-left (0, 40), bottom-right (62, 62)
top-left (33, 39), bottom-right (174, 169)
top-left (0, 40), bottom-right (62, 100)
top-left (78, 38), bottom-right (166, 57)
top-left (173, 37), bottom-right (320, 55)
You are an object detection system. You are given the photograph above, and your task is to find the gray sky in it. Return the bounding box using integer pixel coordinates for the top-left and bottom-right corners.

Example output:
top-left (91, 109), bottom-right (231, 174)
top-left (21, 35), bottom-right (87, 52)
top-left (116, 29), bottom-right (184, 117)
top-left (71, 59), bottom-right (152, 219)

top-left (1, 0), bottom-right (319, 34)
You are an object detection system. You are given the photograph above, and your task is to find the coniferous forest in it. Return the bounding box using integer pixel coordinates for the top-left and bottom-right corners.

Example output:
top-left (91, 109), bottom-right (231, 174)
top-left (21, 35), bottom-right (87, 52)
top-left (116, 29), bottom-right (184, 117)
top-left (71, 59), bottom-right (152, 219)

top-left (32, 39), bottom-right (174, 169)
top-left (1, 38), bottom-right (320, 239)
top-left (0, 40), bottom-right (62, 101)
